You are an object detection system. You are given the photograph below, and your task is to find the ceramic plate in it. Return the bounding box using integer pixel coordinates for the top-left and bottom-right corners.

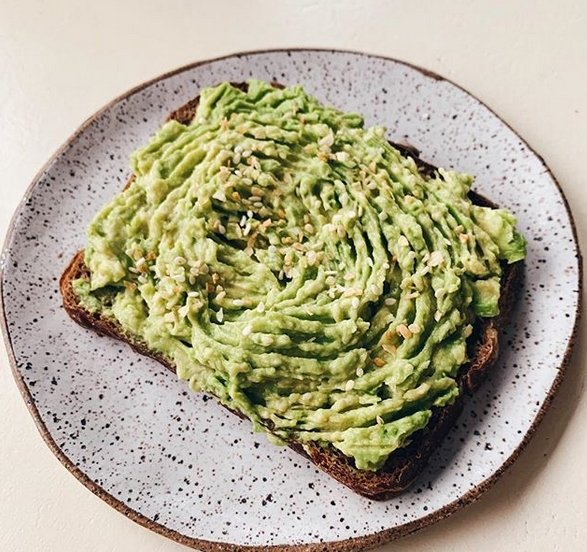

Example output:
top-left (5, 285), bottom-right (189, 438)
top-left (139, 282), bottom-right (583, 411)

top-left (0, 50), bottom-right (581, 551)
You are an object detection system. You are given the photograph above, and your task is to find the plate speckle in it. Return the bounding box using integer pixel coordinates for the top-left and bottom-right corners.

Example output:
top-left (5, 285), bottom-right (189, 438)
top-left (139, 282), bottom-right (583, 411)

top-left (0, 50), bottom-right (581, 551)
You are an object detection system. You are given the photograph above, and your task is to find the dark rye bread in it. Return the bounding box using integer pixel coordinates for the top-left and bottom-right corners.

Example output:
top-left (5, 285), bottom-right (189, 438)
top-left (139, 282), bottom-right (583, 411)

top-left (60, 85), bottom-right (523, 500)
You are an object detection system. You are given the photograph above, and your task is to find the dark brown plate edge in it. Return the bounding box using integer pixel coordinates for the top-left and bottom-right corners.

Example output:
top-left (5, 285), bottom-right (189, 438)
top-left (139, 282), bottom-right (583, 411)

top-left (0, 48), bottom-right (582, 552)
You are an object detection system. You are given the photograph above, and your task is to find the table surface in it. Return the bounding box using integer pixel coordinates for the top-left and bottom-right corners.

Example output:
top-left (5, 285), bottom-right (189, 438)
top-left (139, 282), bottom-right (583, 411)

top-left (1, 1), bottom-right (585, 551)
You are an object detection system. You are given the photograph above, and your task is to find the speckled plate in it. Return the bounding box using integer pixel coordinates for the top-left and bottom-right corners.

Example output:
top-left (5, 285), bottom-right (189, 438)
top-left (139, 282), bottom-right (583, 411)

top-left (0, 50), bottom-right (582, 551)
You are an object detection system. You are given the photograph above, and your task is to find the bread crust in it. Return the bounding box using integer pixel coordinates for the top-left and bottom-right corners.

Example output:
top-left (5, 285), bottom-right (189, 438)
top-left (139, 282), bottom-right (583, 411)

top-left (60, 85), bottom-right (523, 500)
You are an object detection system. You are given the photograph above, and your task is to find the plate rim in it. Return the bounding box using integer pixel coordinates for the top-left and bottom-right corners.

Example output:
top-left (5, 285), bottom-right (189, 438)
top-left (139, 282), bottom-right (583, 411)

top-left (0, 47), bottom-right (583, 552)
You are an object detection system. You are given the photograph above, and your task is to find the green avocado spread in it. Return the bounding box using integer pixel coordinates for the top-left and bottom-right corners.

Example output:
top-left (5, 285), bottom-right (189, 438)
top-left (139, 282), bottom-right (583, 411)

top-left (74, 80), bottom-right (526, 471)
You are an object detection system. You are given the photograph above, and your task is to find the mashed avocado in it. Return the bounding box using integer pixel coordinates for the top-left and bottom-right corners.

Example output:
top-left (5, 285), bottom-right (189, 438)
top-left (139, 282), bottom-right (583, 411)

top-left (74, 80), bottom-right (526, 471)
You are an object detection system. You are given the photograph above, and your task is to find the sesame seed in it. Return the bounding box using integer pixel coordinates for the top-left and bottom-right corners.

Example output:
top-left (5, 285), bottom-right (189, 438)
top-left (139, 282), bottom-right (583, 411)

top-left (396, 324), bottom-right (412, 339)
top-left (434, 311), bottom-right (442, 322)
top-left (459, 233), bottom-right (469, 243)
top-left (342, 288), bottom-right (362, 298)
top-left (256, 302), bottom-right (265, 313)
top-left (212, 190), bottom-right (226, 202)
top-left (373, 357), bottom-right (386, 367)
top-left (408, 323), bottom-right (421, 334)
top-left (376, 416), bottom-right (384, 425)
top-left (216, 308), bottom-right (224, 323)
top-left (345, 379), bottom-right (355, 391)
top-left (216, 291), bottom-right (226, 301)
top-left (319, 132), bottom-right (335, 148)
top-left (428, 251), bottom-right (444, 267)
top-left (307, 251), bottom-right (317, 266)
top-left (382, 343), bottom-right (397, 355)
top-left (351, 297), bottom-right (360, 309)
top-left (356, 367), bottom-right (364, 377)
top-left (398, 235), bottom-right (409, 247)
top-left (304, 223), bottom-right (315, 234)
top-left (242, 324), bottom-right (253, 337)
top-left (384, 297), bottom-right (397, 306)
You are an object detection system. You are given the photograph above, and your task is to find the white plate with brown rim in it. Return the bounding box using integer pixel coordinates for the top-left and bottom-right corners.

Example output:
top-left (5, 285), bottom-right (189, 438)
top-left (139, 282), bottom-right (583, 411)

top-left (0, 49), bottom-right (581, 551)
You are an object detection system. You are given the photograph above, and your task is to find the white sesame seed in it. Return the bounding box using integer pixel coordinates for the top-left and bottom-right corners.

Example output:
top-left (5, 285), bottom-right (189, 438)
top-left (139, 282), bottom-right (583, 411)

top-left (256, 302), bottom-right (265, 313)
top-left (376, 415), bottom-right (384, 425)
top-left (242, 324), bottom-right (253, 336)
top-left (345, 380), bottom-right (355, 392)
top-left (408, 322), bottom-right (421, 334)
top-left (356, 367), bottom-right (364, 377)
top-left (384, 297), bottom-right (397, 306)
top-left (428, 251), bottom-right (444, 267)
top-left (216, 308), bottom-right (224, 323)
top-left (398, 235), bottom-right (409, 247)
top-left (319, 132), bottom-right (335, 148)
top-left (342, 288), bottom-right (362, 298)
top-left (216, 291), bottom-right (226, 301)
top-left (212, 190), bottom-right (226, 202)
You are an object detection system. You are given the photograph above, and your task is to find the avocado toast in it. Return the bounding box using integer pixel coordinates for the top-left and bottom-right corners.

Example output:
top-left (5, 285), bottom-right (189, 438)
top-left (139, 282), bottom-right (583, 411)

top-left (60, 80), bottom-right (525, 499)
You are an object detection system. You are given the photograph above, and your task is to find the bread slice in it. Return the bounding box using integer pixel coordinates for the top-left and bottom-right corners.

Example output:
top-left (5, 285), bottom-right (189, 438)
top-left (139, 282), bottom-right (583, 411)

top-left (60, 85), bottom-right (523, 500)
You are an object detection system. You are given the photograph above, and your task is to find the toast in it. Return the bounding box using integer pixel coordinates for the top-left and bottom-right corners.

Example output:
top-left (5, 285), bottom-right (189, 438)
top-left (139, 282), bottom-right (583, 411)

top-left (60, 82), bottom-right (523, 500)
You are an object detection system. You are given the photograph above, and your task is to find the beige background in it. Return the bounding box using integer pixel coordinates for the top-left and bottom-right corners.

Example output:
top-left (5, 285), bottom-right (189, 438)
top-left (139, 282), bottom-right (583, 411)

top-left (1, 1), bottom-right (585, 550)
